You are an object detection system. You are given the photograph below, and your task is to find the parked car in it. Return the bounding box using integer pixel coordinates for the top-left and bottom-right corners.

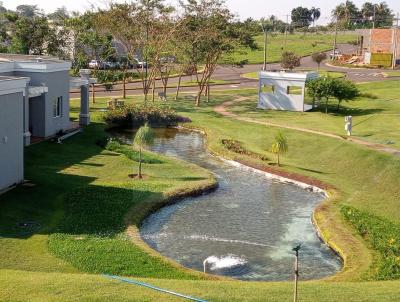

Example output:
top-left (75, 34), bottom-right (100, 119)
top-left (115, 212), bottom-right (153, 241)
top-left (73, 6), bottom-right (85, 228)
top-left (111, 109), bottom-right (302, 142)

top-left (134, 58), bottom-right (148, 69)
top-left (329, 50), bottom-right (342, 60)
top-left (88, 60), bottom-right (104, 69)
top-left (103, 61), bottom-right (120, 70)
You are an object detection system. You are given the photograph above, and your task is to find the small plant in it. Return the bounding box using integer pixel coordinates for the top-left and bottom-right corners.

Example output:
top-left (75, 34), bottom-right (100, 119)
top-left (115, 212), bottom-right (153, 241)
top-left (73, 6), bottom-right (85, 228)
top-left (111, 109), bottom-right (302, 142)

top-left (134, 123), bottom-right (154, 179)
top-left (281, 51), bottom-right (301, 71)
top-left (311, 52), bottom-right (327, 70)
top-left (269, 131), bottom-right (288, 167)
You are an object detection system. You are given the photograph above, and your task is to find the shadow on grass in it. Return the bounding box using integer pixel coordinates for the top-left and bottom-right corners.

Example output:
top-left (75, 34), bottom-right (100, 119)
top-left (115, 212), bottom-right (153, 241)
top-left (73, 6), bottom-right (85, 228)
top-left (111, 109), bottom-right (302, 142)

top-left (0, 122), bottom-right (157, 239)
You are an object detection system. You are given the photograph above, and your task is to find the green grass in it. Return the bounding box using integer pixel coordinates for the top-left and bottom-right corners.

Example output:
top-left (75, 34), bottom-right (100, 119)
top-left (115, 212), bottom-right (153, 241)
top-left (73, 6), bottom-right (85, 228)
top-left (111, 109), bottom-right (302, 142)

top-left (2, 84), bottom-right (400, 300)
top-left (383, 71), bottom-right (400, 77)
top-left (242, 70), bottom-right (346, 79)
top-left (226, 33), bottom-right (356, 64)
top-left (228, 81), bottom-right (400, 149)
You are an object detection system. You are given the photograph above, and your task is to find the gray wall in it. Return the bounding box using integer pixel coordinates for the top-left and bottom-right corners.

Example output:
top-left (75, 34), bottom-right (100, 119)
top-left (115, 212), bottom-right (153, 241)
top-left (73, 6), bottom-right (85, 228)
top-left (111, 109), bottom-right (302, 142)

top-left (14, 70), bottom-right (71, 137)
top-left (0, 92), bottom-right (24, 191)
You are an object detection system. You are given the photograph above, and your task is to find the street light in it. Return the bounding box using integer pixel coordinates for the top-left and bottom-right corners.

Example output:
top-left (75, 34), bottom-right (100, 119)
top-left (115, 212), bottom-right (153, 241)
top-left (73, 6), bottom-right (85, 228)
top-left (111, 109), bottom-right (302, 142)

top-left (292, 244), bottom-right (301, 302)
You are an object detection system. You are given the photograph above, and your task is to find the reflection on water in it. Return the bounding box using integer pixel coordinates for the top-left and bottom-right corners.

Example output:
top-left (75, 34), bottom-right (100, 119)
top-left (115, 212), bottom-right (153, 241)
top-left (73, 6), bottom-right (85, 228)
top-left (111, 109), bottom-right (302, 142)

top-left (113, 128), bottom-right (342, 281)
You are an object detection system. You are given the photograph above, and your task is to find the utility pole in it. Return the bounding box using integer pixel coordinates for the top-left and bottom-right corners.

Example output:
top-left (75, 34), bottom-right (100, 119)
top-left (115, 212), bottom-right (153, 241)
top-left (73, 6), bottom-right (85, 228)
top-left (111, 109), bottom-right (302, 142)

top-left (392, 13), bottom-right (399, 69)
top-left (372, 4), bottom-right (376, 29)
top-left (262, 19), bottom-right (268, 71)
top-left (332, 18), bottom-right (338, 61)
top-left (293, 245), bottom-right (301, 302)
top-left (284, 14), bottom-right (289, 50)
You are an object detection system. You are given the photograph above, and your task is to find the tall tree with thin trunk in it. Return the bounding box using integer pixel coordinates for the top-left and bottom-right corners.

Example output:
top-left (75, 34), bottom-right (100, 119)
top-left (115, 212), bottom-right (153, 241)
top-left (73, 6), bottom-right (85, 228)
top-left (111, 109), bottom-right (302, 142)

top-left (134, 123), bottom-right (154, 179)
top-left (178, 0), bottom-right (255, 107)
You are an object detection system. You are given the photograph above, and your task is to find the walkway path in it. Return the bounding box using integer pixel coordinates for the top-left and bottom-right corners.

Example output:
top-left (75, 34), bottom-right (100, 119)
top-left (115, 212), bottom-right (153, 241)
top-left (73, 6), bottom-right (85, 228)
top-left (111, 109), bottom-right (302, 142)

top-left (214, 97), bottom-right (400, 157)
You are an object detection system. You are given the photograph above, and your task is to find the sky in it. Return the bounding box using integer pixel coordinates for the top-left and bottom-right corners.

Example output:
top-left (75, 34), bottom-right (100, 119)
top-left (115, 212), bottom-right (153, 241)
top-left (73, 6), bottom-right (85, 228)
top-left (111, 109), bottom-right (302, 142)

top-left (3, 0), bottom-right (400, 24)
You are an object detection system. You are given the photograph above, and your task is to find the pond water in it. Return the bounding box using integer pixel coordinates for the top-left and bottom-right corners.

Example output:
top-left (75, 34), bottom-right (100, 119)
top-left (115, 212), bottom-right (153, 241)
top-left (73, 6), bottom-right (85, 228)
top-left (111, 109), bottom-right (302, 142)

top-left (113, 128), bottom-right (342, 281)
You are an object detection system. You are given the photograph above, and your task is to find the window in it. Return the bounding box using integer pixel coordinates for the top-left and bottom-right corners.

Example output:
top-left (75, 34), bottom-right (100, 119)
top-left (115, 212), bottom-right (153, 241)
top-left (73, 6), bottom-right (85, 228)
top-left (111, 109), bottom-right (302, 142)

top-left (260, 84), bottom-right (275, 94)
top-left (53, 96), bottom-right (63, 118)
top-left (286, 86), bottom-right (303, 95)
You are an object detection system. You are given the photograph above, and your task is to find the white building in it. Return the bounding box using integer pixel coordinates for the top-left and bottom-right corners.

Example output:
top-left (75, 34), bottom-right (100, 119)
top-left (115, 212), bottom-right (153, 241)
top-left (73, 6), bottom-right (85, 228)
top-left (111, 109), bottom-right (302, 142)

top-left (258, 71), bottom-right (319, 112)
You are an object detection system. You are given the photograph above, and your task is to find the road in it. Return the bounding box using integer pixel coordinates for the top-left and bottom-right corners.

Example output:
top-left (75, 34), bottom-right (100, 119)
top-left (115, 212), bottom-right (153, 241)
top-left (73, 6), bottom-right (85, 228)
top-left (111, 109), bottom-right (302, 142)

top-left (71, 44), bottom-right (394, 99)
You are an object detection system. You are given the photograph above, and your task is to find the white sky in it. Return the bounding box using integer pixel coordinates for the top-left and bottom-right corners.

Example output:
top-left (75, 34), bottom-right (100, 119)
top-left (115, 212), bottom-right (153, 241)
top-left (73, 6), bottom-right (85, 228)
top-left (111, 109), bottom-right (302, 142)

top-left (3, 0), bottom-right (400, 24)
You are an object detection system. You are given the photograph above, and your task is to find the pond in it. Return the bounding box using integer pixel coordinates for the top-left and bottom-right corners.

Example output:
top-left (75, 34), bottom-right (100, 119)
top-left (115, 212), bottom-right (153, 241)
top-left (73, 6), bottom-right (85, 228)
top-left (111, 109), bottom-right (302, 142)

top-left (113, 128), bottom-right (342, 281)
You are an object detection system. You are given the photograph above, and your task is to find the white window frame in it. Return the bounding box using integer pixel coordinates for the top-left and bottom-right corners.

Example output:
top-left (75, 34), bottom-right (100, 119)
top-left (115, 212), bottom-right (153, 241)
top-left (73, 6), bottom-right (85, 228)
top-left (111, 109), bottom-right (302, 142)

top-left (53, 96), bottom-right (63, 118)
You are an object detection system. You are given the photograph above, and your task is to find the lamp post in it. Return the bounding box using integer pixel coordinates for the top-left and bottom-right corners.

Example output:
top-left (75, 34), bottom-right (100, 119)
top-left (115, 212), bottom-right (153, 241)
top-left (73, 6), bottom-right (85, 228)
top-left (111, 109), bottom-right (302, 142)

top-left (292, 244), bottom-right (301, 302)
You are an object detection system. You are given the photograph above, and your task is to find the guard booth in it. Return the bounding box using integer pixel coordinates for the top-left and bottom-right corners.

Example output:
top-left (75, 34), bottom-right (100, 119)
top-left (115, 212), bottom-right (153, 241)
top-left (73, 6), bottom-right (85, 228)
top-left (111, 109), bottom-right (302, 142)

top-left (258, 71), bottom-right (319, 112)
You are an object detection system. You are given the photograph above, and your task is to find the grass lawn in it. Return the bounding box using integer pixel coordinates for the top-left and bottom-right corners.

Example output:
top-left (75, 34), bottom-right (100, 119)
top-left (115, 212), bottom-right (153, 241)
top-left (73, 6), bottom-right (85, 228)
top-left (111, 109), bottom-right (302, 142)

top-left (2, 84), bottom-right (400, 300)
top-left (383, 71), bottom-right (400, 77)
top-left (225, 33), bottom-right (356, 64)
top-left (242, 70), bottom-right (346, 80)
top-left (227, 81), bottom-right (400, 149)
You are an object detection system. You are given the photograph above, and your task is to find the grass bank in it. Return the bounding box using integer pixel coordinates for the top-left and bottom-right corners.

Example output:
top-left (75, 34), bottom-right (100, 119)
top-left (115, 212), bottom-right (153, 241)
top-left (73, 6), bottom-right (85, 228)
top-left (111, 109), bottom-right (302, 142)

top-left (225, 33), bottom-right (356, 64)
top-left (241, 70), bottom-right (346, 80)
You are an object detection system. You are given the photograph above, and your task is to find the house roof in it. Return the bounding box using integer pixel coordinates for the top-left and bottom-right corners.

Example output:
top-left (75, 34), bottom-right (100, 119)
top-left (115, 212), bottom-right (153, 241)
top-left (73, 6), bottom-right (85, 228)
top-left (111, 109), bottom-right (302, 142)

top-left (0, 76), bottom-right (29, 97)
top-left (0, 54), bottom-right (71, 73)
top-left (259, 71), bottom-right (319, 82)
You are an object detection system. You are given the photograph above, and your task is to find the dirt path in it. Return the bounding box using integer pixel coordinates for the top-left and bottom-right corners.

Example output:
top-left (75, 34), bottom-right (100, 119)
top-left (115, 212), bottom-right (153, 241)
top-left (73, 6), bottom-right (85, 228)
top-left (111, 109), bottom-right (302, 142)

top-left (214, 97), bottom-right (400, 157)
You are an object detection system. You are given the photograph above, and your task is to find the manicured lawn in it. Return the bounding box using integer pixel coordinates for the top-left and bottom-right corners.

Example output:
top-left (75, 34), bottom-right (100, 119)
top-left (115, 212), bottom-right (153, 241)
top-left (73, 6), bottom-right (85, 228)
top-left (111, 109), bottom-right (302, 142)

top-left (225, 33), bottom-right (356, 64)
top-left (383, 71), bottom-right (400, 77)
top-left (2, 84), bottom-right (400, 300)
top-left (228, 81), bottom-right (400, 149)
top-left (242, 70), bottom-right (346, 79)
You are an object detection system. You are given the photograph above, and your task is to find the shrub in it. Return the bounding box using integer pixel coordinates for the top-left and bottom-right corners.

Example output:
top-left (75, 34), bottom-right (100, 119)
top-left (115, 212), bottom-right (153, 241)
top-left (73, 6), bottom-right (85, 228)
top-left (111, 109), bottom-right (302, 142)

top-left (341, 205), bottom-right (400, 280)
top-left (222, 139), bottom-right (268, 161)
top-left (103, 104), bottom-right (190, 128)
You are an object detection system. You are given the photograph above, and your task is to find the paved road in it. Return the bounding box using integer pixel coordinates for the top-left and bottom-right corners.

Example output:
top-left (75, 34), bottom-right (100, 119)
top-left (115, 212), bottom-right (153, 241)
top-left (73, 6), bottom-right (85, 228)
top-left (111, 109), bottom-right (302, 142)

top-left (71, 44), bottom-right (393, 98)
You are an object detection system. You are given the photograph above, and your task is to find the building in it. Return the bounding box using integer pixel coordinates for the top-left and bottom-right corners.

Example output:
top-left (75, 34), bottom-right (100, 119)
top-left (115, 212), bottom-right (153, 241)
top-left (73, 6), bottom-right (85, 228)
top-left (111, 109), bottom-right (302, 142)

top-left (357, 28), bottom-right (400, 67)
top-left (0, 54), bottom-right (92, 193)
top-left (258, 71), bottom-right (318, 112)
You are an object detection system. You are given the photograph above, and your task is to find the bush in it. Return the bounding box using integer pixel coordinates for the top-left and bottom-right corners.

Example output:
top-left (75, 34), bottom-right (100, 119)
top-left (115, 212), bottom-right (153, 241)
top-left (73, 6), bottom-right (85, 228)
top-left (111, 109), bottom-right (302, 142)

top-left (222, 139), bottom-right (268, 161)
top-left (341, 205), bottom-right (400, 280)
top-left (103, 104), bottom-right (191, 128)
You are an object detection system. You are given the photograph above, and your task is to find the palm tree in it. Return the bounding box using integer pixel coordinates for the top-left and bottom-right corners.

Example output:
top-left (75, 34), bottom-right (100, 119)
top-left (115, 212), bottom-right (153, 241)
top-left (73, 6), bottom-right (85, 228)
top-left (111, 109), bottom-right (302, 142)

top-left (310, 7), bottom-right (321, 31)
top-left (133, 123), bottom-right (154, 179)
top-left (270, 131), bottom-right (288, 167)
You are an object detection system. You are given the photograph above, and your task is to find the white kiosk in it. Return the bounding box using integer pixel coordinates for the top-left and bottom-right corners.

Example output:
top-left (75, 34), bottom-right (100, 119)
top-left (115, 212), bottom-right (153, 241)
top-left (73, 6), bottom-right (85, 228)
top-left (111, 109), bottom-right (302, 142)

top-left (258, 71), bottom-right (319, 112)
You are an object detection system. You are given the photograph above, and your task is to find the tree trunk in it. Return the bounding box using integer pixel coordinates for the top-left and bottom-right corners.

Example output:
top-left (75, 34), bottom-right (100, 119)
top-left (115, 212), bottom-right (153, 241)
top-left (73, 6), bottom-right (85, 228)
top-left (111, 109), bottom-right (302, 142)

top-left (312, 97), bottom-right (316, 109)
top-left (337, 100), bottom-right (341, 111)
top-left (277, 153), bottom-right (280, 167)
top-left (196, 90), bottom-right (202, 107)
top-left (175, 73), bottom-right (183, 100)
top-left (206, 84), bottom-right (210, 102)
top-left (152, 79), bottom-right (155, 103)
top-left (325, 98), bottom-right (329, 114)
top-left (138, 148), bottom-right (143, 179)
top-left (123, 77), bottom-right (126, 99)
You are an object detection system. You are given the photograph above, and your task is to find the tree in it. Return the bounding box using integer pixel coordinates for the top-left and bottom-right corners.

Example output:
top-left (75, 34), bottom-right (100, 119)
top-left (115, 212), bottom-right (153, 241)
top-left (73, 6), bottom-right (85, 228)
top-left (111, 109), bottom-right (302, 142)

top-left (310, 7), bottom-right (321, 30)
top-left (10, 16), bottom-right (67, 56)
top-left (16, 5), bottom-right (42, 18)
top-left (332, 1), bottom-right (361, 29)
top-left (311, 52), bottom-right (327, 70)
top-left (270, 131), bottom-right (288, 167)
top-left (291, 7), bottom-right (312, 28)
top-left (331, 78), bottom-right (359, 111)
top-left (281, 51), bottom-right (300, 70)
top-left (134, 123), bottom-right (155, 179)
top-left (306, 77), bottom-right (335, 114)
top-left (48, 6), bottom-right (70, 24)
top-left (178, 0), bottom-right (256, 107)
top-left (96, 1), bottom-right (177, 102)
top-left (361, 2), bottom-right (393, 28)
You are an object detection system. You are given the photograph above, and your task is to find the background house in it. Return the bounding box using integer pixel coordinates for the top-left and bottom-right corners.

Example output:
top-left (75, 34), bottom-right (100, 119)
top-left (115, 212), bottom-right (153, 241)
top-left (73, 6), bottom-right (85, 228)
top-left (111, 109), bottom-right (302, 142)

top-left (0, 54), bottom-right (91, 193)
